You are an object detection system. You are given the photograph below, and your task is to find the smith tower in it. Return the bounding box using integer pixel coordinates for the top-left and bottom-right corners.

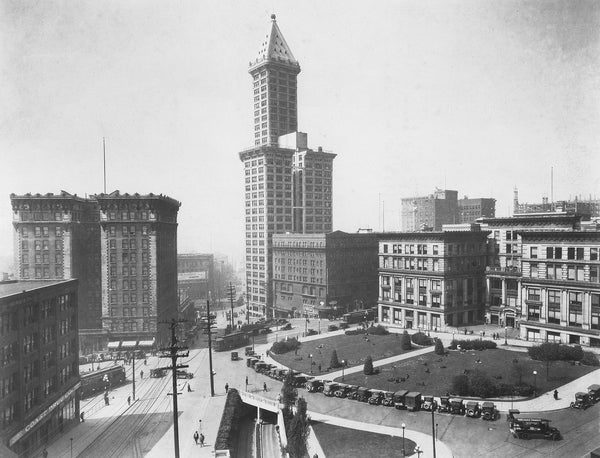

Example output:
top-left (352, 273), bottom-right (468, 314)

top-left (240, 15), bottom-right (336, 318)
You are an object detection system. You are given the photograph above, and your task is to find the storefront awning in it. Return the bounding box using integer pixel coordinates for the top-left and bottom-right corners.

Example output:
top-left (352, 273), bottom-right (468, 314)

top-left (107, 341), bottom-right (121, 350)
top-left (121, 341), bottom-right (138, 348)
top-left (137, 339), bottom-right (155, 349)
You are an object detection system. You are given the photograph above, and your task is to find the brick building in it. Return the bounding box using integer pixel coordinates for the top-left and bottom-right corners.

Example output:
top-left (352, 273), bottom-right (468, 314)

top-left (1, 280), bottom-right (80, 456)
top-left (177, 253), bottom-right (214, 301)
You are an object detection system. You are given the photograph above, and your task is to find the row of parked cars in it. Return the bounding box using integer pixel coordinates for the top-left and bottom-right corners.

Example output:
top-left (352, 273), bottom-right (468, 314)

top-left (570, 384), bottom-right (600, 410)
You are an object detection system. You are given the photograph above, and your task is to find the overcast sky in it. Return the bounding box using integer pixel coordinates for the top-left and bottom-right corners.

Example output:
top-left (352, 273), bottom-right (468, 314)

top-left (1, 0), bottom-right (599, 272)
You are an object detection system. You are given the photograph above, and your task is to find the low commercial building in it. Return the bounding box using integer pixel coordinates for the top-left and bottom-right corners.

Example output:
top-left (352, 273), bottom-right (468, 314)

top-left (177, 253), bottom-right (214, 301)
top-left (377, 231), bottom-right (489, 330)
top-left (1, 280), bottom-right (80, 456)
top-left (519, 231), bottom-right (600, 346)
top-left (272, 231), bottom-right (379, 318)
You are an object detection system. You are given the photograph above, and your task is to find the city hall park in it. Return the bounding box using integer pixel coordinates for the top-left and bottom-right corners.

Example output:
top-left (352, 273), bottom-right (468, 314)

top-left (337, 347), bottom-right (597, 397)
top-left (269, 332), bottom-right (420, 376)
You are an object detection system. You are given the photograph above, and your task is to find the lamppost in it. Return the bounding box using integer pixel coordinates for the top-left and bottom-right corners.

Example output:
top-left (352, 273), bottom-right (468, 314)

top-left (533, 370), bottom-right (538, 394)
top-left (341, 359), bottom-right (346, 382)
top-left (415, 445), bottom-right (423, 458)
top-left (402, 423), bottom-right (406, 457)
top-left (504, 326), bottom-right (508, 345)
top-left (70, 438), bottom-right (73, 458)
top-left (309, 354), bottom-right (313, 374)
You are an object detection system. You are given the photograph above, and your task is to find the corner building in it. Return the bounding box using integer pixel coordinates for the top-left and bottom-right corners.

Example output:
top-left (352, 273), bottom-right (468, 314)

top-left (239, 16), bottom-right (335, 318)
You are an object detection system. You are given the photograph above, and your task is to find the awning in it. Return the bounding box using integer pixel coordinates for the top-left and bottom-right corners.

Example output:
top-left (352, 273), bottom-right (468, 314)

top-left (137, 339), bottom-right (155, 349)
top-left (121, 341), bottom-right (138, 349)
top-left (107, 342), bottom-right (121, 350)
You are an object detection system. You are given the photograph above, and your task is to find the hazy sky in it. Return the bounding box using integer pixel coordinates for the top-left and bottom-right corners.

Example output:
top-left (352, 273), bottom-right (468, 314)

top-left (1, 0), bottom-right (599, 272)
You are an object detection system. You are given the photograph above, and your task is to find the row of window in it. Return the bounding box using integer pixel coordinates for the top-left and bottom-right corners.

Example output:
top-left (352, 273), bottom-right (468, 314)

top-left (109, 292), bottom-right (151, 304)
top-left (105, 211), bottom-right (151, 221)
top-left (21, 226), bottom-right (64, 237)
top-left (527, 263), bottom-right (599, 282)
top-left (528, 246), bottom-right (599, 261)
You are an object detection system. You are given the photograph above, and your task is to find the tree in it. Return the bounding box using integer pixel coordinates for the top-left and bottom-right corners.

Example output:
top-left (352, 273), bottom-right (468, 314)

top-left (364, 355), bottom-right (374, 375)
top-left (401, 330), bottom-right (412, 350)
top-left (434, 338), bottom-right (445, 355)
top-left (281, 371), bottom-right (298, 412)
top-left (511, 359), bottom-right (525, 385)
top-left (330, 349), bottom-right (341, 369)
top-left (286, 397), bottom-right (310, 458)
top-left (451, 374), bottom-right (469, 396)
top-left (528, 343), bottom-right (560, 379)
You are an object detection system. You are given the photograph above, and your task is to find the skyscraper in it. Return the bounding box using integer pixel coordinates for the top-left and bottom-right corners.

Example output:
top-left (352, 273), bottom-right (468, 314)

top-left (239, 15), bottom-right (336, 318)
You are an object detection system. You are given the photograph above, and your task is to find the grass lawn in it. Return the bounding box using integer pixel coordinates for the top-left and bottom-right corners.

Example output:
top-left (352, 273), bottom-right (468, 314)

top-left (270, 332), bottom-right (415, 375)
top-left (312, 422), bottom-right (417, 458)
top-left (337, 348), bottom-right (597, 397)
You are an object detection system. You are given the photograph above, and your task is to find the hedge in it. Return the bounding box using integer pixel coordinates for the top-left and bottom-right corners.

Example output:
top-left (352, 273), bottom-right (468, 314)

top-left (450, 371), bottom-right (534, 398)
top-left (581, 351), bottom-right (600, 366)
top-left (215, 389), bottom-right (244, 456)
top-left (449, 339), bottom-right (497, 351)
top-left (270, 337), bottom-right (301, 355)
top-left (366, 325), bottom-right (389, 336)
top-left (528, 343), bottom-right (584, 362)
top-left (411, 332), bottom-right (433, 346)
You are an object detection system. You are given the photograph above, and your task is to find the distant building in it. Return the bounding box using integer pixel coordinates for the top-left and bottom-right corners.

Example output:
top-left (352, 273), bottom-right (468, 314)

top-left (177, 253), bottom-right (214, 301)
top-left (11, 192), bottom-right (103, 353)
top-left (272, 231), bottom-right (379, 318)
top-left (458, 197), bottom-right (496, 224)
top-left (513, 187), bottom-right (600, 217)
top-left (239, 16), bottom-right (336, 318)
top-left (377, 231), bottom-right (489, 329)
top-left (0, 279), bottom-right (80, 456)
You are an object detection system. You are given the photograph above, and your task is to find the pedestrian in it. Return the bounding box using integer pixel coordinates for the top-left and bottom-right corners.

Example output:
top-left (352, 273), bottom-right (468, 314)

top-left (188, 384), bottom-right (192, 392)
top-left (199, 433), bottom-right (205, 447)
top-left (140, 370), bottom-right (144, 379)
top-left (127, 396), bottom-right (131, 406)
top-left (144, 359), bottom-right (147, 365)
top-left (263, 382), bottom-right (267, 392)
top-left (43, 448), bottom-right (48, 458)
top-left (193, 431), bottom-right (199, 445)
top-left (554, 389), bottom-right (559, 400)
top-left (225, 383), bottom-right (229, 393)
top-left (80, 411), bottom-right (85, 422)
top-left (245, 376), bottom-right (248, 390)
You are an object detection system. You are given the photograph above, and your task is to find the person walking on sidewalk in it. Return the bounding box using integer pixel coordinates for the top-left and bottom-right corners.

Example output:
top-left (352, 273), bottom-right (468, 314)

top-left (188, 384), bottom-right (192, 392)
top-left (554, 389), bottom-right (559, 400)
top-left (140, 370), bottom-right (144, 379)
top-left (225, 383), bottom-right (229, 393)
top-left (199, 433), bottom-right (205, 447)
top-left (245, 375), bottom-right (248, 390)
top-left (263, 382), bottom-right (267, 392)
top-left (80, 411), bottom-right (85, 422)
top-left (193, 431), bottom-right (199, 445)
top-left (127, 396), bottom-right (131, 406)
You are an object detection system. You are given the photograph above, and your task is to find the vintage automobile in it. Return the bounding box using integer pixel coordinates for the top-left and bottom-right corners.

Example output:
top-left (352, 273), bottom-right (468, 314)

top-left (245, 346), bottom-right (255, 356)
top-left (509, 418), bottom-right (561, 441)
top-left (292, 374), bottom-right (311, 387)
top-left (356, 387), bottom-right (372, 402)
top-left (449, 398), bottom-right (465, 415)
top-left (347, 385), bottom-right (362, 400)
top-left (405, 392), bottom-right (422, 411)
top-left (305, 379), bottom-right (324, 393)
top-left (570, 392), bottom-right (593, 410)
top-left (506, 409), bottom-right (520, 423)
top-left (393, 390), bottom-right (410, 409)
top-left (254, 362), bottom-right (270, 373)
top-left (230, 351), bottom-right (239, 361)
top-left (368, 390), bottom-right (385, 405)
top-left (465, 401), bottom-right (481, 418)
top-left (588, 384), bottom-right (600, 403)
top-left (323, 381), bottom-right (341, 397)
top-left (246, 357), bottom-right (260, 368)
top-left (481, 401), bottom-right (497, 421)
top-left (421, 395), bottom-right (437, 412)
top-left (381, 391), bottom-right (396, 407)
top-left (335, 384), bottom-right (355, 398)
top-left (150, 368), bottom-right (167, 378)
top-left (437, 396), bottom-right (451, 413)
top-left (176, 370), bottom-right (194, 379)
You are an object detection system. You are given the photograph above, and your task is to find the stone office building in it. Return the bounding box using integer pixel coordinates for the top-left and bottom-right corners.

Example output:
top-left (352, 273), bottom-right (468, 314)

top-left (377, 231), bottom-right (489, 330)
top-left (0, 280), bottom-right (80, 456)
top-left (239, 15), bottom-right (336, 318)
top-left (272, 231), bottom-right (379, 318)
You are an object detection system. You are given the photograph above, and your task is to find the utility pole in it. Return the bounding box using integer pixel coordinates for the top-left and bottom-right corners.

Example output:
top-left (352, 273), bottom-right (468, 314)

top-left (159, 319), bottom-right (189, 458)
top-left (431, 409), bottom-right (437, 458)
top-left (132, 354), bottom-right (136, 401)
top-left (227, 283), bottom-right (236, 330)
top-left (204, 298), bottom-right (216, 397)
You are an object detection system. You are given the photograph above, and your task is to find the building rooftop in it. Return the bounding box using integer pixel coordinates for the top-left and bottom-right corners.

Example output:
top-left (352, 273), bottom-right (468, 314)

top-left (250, 14), bottom-right (299, 69)
top-left (0, 280), bottom-right (76, 299)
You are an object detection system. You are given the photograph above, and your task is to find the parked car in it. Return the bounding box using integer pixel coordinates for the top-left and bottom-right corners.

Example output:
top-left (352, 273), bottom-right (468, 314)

top-left (176, 370), bottom-right (194, 379)
top-left (368, 390), bottom-right (385, 405)
top-left (281, 323), bottom-right (292, 331)
top-left (405, 392), bottom-right (422, 411)
top-left (306, 329), bottom-right (318, 336)
top-left (150, 368), bottom-right (167, 378)
top-left (339, 322), bottom-right (349, 329)
top-left (334, 384), bottom-right (354, 398)
top-left (247, 357), bottom-right (260, 368)
top-left (254, 362), bottom-right (269, 373)
top-left (245, 346), bottom-right (255, 356)
top-left (323, 381), bottom-right (340, 397)
top-left (231, 351), bottom-right (239, 361)
top-left (437, 396), bottom-right (451, 413)
top-left (588, 384), bottom-right (600, 403)
top-left (509, 418), bottom-right (561, 441)
top-left (347, 385), bottom-right (362, 400)
top-left (421, 395), bottom-right (437, 412)
top-left (356, 387), bottom-right (372, 402)
top-left (449, 398), bottom-right (465, 415)
top-left (465, 401), bottom-right (481, 418)
top-left (381, 391), bottom-right (396, 407)
top-left (327, 325), bottom-right (339, 332)
top-left (481, 401), bottom-right (497, 421)
top-left (305, 379), bottom-right (325, 393)
top-left (506, 409), bottom-right (520, 423)
top-left (570, 392), bottom-right (593, 410)
top-left (393, 390), bottom-right (409, 409)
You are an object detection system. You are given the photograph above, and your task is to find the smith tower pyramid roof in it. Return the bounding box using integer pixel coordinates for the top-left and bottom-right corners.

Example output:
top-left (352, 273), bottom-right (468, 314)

top-left (249, 15), bottom-right (301, 146)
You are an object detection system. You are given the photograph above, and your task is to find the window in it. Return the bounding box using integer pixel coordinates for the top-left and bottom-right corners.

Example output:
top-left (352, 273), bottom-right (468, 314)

top-left (527, 288), bottom-right (541, 301)
top-left (576, 247), bottom-right (584, 260)
top-left (568, 248), bottom-right (575, 260)
top-left (547, 264), bottom-right (561, 280)
top-left (591, 266), bottom-right (599, 283)
top-left (591, 248), bottom-right (599, 261)
top-left (433, 245), bottom-right (438, 255)
top-left (530, 247), bottom-right (538, 259)
top-left (568, 294), bottom-right (582, 327)
top-left (530, 263), bottom-right (538, 278)
top-left (528, 304), bottom-right (540, 321)
top-left (591, 294), bottom-right (600, 330)
top-left (547, 290), bottom-right (561, 324)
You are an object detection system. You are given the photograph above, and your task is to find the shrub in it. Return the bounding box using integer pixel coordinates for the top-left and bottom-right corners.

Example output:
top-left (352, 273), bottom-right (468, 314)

top-left (366, 325), bottom-right (389, 336)
top-left (450, 339), bottom-right (497, 351)
top-left (469, 371), bottom-right (497, 398)
top-left (345, 329), bottom-right (362, 336)
top-left (529, 342), bottom-right (585, 362)
top-left (581, 351), bottom-right (600, 366)
top-left (270, 338), bottom-right (301, 355)
top-left (434, 338), bottom-right (445, 355)
top-left (451, 374), bottom-right (469, 396)
top-left (330, 349), bottom-right (341, 369)
top-left (364, 355), bottom-right (374, 375)
top-left (401, 330), bottom-right (412, 350)
top-left (411, 332), bottom-right (433, 346)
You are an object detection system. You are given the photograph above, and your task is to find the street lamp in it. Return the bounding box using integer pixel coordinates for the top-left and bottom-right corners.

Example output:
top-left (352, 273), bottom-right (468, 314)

top-left (402, 423), bottom-right (406, 457)
top-left (533, 370), bottom-right (538, 394)
top-left (309, 354), bottom-right (313, 374)
top-left (341, 359), bottom-right (346, 381)
top-left (504, 326), bottom-right (508, 345)
top-left (415, 445), bottom-right (423, 458)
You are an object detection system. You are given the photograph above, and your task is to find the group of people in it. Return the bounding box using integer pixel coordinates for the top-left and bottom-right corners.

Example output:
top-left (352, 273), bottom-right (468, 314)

top-left (193, 430), bottom-right (205, 446)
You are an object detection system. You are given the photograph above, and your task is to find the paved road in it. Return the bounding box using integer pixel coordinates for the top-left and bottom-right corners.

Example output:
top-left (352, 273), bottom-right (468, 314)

top-left (261, 423), bottom-right (280, 458)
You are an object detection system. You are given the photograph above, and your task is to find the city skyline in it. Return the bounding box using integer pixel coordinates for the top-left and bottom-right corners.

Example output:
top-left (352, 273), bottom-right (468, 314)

top-left (1, 0), bottom-right (599, 273)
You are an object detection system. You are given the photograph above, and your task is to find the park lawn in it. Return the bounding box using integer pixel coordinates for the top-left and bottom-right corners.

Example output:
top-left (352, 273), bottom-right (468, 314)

top-left (312, 422), bottom-right (417, 458)
top-left (337, 348), bottom-right (597, 397)
top-left (270, 332), bottom-right (416, 375)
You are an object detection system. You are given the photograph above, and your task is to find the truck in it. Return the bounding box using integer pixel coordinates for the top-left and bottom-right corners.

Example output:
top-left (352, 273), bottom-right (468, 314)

top-left (323, 382), bottom-right (340, 397)
top-left (509, 418), bottom-right (561, 441)
top-left (305, 379), bottom-right (324, 393)
top-left (588, 384), bottom-right (600, 403)
top-left (421, 395), bottom-right (437, 412)
top-left (405, 392), bottom-right (422, 411)
top-left (393, 390), bottom-right (409, 409)
top-left (449, 398), bottom-right (465, 415)
top-left (465, 401), bottom-right (481, 418)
